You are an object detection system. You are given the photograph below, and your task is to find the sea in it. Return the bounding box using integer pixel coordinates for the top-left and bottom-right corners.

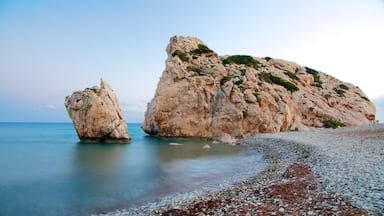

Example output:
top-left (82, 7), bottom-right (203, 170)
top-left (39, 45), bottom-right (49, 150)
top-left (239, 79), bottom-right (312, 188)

top-left (0, 123), bottom-right (264, 215)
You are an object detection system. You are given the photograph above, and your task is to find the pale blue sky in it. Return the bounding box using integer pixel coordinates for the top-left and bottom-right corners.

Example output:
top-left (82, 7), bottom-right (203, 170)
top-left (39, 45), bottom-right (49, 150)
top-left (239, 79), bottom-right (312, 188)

top-left (1, 0), bottom-right (383, 122)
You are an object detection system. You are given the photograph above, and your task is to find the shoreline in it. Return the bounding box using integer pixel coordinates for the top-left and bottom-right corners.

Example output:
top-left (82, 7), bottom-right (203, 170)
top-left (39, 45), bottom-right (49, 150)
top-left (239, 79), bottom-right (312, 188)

top-left (101, 124), bottom-right (384, 215)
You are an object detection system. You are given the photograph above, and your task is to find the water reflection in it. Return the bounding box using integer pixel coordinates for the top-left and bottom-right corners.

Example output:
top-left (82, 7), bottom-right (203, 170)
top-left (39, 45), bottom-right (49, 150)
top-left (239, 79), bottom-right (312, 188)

top-left (70, 143), bottom-right (127, 213)
top-left (74, 142), bottom-right (125, 174)
top-left (128, 137), bottom-right (264, 203)
top-left (69, 140), bottom-right (166, 212)
top-left (68, 136), bottom-right (263, 214)
top-left (0, 123), bottom-right (264, 216)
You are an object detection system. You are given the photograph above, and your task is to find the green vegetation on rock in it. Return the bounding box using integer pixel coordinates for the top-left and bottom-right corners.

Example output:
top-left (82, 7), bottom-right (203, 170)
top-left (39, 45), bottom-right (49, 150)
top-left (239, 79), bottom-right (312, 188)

top-left (234, 79), bottom-right (243, 85)
top-left (270, 75), bottom-right (299, 92)
top-left (187, 66), bottom-right (203, 76)
top-left (361, 96), bottom-right (370, 102)
top-left (323, 93), bottom-right (332, 100)
top-left (323, 119), bottom-right (345, 128)
top-left (258, 72), bottom-right (272, 83)
top-left (305, 66), bottom-right (322, 88)
top-left (222, 55), bottom-right (260, 68)
top-left (305, 66), bottom-right (319, 76)
top-left (190, 44), bottom-right (214, 56)
top-left (284, 71), bottom-right (300, 81)
top-left (339, 84), bottom-right (349, 90)
top-left (172, 44), bottom-right (213, 62)
top-left (172, 50), bottom-right (189, 62)
top-left (259, 72), bottom-right (299, 92)
top-left (334, 88), bottom-right (346, 97)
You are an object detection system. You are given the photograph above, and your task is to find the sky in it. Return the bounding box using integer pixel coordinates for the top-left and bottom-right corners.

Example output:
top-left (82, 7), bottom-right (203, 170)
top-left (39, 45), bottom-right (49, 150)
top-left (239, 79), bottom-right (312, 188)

top-left (0, 0), bottom-right (383, 123)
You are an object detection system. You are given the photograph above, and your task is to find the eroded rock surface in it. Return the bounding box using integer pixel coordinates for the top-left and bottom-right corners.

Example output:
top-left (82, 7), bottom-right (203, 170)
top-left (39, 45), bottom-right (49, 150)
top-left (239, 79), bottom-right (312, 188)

top-left (65, 79), bottom-right (131, 143)
top-left (142, 36), bottom-right (376, 140)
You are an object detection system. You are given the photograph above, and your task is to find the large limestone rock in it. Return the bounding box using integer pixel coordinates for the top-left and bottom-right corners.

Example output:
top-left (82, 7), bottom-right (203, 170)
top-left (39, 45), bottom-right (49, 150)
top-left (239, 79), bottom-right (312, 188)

top-left (142, 36), bottom-right (376, 140)
top-left (65, 79), bottom-right (131, 143)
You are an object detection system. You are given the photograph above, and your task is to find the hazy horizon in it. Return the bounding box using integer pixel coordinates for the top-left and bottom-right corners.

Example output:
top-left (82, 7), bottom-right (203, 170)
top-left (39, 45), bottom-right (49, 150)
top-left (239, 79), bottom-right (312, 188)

top-left (1, 0), bottom-right (383, 122)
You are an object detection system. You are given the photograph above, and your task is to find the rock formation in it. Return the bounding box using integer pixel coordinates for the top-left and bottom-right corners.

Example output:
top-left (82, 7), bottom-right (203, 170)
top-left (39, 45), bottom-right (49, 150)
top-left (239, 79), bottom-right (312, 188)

top-left (142, 36), bottom-right (376, 141)
top-left (65, 79), bottom-right (131, 143)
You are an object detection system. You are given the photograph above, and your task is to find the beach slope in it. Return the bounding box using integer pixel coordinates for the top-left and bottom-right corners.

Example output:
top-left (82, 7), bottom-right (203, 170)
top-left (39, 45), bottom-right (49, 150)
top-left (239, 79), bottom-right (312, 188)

top-left (155, 124), bottom-right (384, 215)
top-left (103, 124), bottom-right (383, 215)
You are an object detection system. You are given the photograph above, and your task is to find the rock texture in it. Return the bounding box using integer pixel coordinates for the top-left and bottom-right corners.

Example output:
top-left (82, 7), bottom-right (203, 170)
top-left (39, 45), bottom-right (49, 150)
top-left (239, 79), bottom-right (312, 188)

top-left (142, 36), bottom-right (376, 140)
top-left (65, 79), bottom-right (131, 142)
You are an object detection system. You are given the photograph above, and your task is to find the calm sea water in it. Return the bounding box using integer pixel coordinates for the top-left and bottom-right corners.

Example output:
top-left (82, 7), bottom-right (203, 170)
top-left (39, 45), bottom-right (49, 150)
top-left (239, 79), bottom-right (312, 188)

top-left (0, 123), bottom-right (264, 215)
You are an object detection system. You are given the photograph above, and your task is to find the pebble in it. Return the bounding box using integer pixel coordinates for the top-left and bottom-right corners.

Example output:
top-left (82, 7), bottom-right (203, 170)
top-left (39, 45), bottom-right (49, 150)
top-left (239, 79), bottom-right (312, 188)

top-left (99, 124), bottom-right (384, 215)
top-left (245, 124), bottom-right (384, 212)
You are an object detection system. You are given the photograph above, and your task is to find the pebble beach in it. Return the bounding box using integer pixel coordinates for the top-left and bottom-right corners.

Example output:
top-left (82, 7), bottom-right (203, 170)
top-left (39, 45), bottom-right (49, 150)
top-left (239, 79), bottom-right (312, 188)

top-left (102, 124), bottom-right (384, 215)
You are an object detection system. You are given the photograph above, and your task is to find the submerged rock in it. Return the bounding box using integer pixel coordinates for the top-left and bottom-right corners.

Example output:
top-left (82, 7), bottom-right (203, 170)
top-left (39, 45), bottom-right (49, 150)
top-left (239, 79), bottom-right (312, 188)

top-left (65, 79), bottom-right (131, 143)
top-left (142, 36), bottom-right (376, 140)
top-left (202, 144), bottom-right (211, 149)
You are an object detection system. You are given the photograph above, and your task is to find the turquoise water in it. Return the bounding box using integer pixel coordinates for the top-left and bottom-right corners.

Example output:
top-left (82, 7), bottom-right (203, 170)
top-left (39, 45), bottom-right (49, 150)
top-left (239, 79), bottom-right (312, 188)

top-left (0, 123), bottom-right (264, 215)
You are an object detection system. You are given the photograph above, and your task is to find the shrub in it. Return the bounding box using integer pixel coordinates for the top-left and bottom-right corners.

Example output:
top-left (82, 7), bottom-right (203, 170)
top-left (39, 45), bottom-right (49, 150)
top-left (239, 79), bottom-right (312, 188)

top-left (270, 75), bottom-right (299, 92)
top-left (264, 56), bottom-right (272, 61)
top-left (305, 66), bottom-right (322, 88)
top-left (259, 72), bottom-right (299, 92)
top-left (312, 74), bottom-right (321, 83)
top-left (323, 119), bottom-right (345, 129)
top-left (323, 93), bottom-right (332, 100)
top-left (190, 44), bottom-right (214, 56)
top-left (305, 66), bottom-right (319, 75)
top-left (222, 55), bottom-right (260, 68)
top-left (314, 81), bottom-right (323, 88)
top-left (172, 50), bottom-right (189, 62)
top-left (339, 84), bottom-right (349, 90)
top-left (187, 66), bottom-right (203, 75)
top-left (284, 71), bottom-right (300, 81)
top-left (197, 44), bottom-right (213, 53)
top-left (258, 72), bottom-right (272, 83)
top-left (361, 96), bottom-right (370, 101)
top-left (234, 79), bottom-right (243, 85)
top-left (334, 88), bottom-right (345, 97)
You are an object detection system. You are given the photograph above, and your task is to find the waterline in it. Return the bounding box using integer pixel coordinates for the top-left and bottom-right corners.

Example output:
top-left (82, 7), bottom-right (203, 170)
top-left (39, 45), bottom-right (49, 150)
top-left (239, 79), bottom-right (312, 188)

top-left (0, 123), bottom-right (264, 215)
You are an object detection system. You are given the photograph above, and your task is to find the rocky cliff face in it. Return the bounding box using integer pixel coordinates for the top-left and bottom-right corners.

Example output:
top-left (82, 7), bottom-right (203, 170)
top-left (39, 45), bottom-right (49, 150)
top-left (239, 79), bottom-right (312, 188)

top-left (142, 36), bottom-right (376, 140)
top-left (65, 79), bottom-right (131, 142)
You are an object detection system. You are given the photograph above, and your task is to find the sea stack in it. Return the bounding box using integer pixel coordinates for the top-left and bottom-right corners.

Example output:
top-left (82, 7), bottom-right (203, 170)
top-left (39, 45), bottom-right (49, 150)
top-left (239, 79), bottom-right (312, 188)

top-left (142, 36), bottom-right (376, 141)
top-left (65, 79), bottom-right (131, 143)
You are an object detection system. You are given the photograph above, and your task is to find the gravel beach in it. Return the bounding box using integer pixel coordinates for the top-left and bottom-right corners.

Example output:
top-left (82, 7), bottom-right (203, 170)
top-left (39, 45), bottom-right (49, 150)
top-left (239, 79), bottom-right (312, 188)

top-left (102, 124), bottom-right (384, 215)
